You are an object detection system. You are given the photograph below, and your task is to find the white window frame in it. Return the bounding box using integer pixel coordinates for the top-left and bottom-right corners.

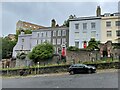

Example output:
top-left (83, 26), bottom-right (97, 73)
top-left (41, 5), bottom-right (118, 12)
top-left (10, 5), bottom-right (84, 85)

top-left (91, 22), bottom-right (96, 29)
top-left (57, 38), bottom-right (61, 45)
top-left (58, 30), bottom-right (61, 36)
top-left (83, 23), bottom-right (87, 30)
top-left (62, 38), bottom-right (66, 44)
top-left (53, 31), bottom-right (56, 36)
top-left (62, 30), bottom-right (66, 36)
top-left (53, 39), bottom-right (56, 45)
top-left (91, 31), bottom-right (96, 38)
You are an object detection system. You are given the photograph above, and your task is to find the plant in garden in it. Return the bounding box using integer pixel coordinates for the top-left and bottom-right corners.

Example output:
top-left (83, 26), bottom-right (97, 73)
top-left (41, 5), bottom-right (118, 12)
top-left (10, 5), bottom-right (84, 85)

top-left (2, 37), bottom-right (16, 59)
top-left (86, 38), bottom-right (100, 51)
top-left (16, 52), bottom-right (27, 60)
top-left (28, 42), bottom-right (54, 63)
top-left (67, 46), bottom-right (79, 51)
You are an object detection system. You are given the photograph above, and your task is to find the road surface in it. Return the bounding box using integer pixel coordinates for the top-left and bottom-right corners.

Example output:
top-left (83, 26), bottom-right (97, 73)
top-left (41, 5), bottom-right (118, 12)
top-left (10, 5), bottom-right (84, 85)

top-left (2, 71), bottom-right (118, 88)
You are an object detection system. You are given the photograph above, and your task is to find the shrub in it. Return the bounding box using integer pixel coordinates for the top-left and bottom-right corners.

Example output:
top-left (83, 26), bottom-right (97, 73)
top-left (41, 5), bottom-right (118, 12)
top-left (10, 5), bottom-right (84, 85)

top-left (28, 42), bottom-right (54, 63)
top-left (67, 46), bottom-right (79, 51)
top-left (16, 52), bottom-right (27, 60)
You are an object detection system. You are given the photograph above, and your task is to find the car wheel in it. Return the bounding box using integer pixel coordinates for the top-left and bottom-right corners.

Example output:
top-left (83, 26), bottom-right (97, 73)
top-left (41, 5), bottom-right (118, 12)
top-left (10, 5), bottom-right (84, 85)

top-left (88, 69), bottom-right (92, 74)
top-left (70, 71), bottom-right (74, 75)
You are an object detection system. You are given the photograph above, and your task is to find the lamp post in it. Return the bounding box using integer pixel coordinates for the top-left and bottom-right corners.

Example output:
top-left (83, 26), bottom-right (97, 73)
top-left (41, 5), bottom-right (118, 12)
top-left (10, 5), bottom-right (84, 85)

top-left (7, 66), bottom-right (9, 75)
top-left (37, 62), bottom-right (39, 74)
top-left (94, 49), bottom-right (98, 61)
top-left (90, 52), bottom-right (93, 61)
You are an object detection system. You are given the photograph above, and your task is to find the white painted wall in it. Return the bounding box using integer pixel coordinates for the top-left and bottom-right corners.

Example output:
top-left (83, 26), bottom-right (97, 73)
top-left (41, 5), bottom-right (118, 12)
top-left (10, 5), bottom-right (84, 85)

top-left (13, 30), bottom-right (52, 57)
top-left (69, 17), bottom-right (101, 48)
top-left (12, 34), bottom-right (32, 57)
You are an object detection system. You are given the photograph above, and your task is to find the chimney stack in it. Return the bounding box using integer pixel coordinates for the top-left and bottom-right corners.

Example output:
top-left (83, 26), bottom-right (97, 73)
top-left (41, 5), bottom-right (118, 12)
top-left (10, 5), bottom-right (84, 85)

top-left (96, 6), bottom-right (101, 17)
top-left (21, 30), bottom-right (24, 35)
top-left (51, 19), bottom-right (56, 27)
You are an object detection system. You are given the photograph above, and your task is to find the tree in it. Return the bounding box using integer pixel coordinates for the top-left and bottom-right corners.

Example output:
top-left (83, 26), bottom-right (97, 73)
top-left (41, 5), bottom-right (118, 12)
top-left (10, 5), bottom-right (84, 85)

top-left (86, 38), bottom-right (100, 51)
top-left (63, 20), bottom-right (69, 27)
top-left (2, 37), bottom-right (16, 59)
top-left (63, 15), bottom-right (76, 27)
top-left (28, 42), bottom-right (54, 63)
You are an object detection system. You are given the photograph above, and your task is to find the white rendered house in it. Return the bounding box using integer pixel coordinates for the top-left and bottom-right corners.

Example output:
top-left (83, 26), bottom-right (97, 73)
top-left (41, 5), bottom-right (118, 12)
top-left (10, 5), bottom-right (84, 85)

top-left (69, 16), bottom-right (101, 48)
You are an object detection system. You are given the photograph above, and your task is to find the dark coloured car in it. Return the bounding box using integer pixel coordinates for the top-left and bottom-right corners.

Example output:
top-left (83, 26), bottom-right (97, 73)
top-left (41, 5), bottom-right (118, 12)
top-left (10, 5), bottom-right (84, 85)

top-left (68, 64), bottom-right (96, 75)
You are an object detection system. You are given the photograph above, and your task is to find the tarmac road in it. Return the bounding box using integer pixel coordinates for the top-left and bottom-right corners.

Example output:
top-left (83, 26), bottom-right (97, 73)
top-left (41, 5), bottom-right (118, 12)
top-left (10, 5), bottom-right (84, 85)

top-left (2, 70), bottom-right (118, 88)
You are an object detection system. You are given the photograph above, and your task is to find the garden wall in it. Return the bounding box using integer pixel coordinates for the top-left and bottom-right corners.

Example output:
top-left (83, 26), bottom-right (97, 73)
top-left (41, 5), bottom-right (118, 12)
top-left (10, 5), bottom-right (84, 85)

top-left (1, 62), bottom-right (119, 76)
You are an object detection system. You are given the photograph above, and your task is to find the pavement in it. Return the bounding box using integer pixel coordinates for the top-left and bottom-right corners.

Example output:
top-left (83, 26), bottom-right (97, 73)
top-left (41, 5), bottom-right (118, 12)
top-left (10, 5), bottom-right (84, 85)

top-left (1, 69), bottom-right (118, 79)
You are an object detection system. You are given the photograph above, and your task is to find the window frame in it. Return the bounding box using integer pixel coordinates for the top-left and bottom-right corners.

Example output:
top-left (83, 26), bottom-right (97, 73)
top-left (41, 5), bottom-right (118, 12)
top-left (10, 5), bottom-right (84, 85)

top-left (75, 23), bottom-right (79, 29)
top-left (107, 31), bottom-right (112, 37)
top-left (116, 30), bottom-right (120, 36)
top-left (58, 30), bottom-right (61, 36)
top-left (83, 23), bottom-right (87, 30)
top-left (91, 22), bottom-right (96, 29)
top-left (116, 21), bottom-right (120, 27)
top-left (106, 21), bottom-right (111, 27)
top-left (53, 31), bottom-right (56, 36)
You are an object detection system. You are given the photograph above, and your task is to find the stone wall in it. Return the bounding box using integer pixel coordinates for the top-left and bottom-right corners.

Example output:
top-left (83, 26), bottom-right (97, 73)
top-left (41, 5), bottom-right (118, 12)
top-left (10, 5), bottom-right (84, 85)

top-left (66, 50), bottom-right (101, 64)
top-left (1, 59), bottom-right (16, 68)
top-left (13, 49), bottom-right (120, 68)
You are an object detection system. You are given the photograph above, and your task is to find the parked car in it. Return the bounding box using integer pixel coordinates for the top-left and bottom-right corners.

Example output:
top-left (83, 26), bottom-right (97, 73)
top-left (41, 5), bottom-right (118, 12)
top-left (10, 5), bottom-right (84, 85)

top-left (68, 64), bottom-right (96, 75)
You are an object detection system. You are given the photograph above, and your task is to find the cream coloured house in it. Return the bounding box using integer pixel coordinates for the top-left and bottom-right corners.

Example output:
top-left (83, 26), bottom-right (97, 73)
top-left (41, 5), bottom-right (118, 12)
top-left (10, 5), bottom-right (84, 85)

top-left (101, 13), bottom-right (120, 43)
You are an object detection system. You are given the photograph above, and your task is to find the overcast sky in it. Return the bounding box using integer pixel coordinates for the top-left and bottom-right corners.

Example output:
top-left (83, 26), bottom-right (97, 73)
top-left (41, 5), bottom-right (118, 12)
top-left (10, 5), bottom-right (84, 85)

top-left (1, 1), bottom-right (119, 36)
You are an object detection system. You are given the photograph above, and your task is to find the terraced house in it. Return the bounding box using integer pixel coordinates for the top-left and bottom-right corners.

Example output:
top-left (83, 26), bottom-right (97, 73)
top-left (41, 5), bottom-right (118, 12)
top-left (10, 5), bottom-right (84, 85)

top-left (69, 6), bottom-right (101, 48)
top-left (13, 6), bottom-right (119, 58)
top-left (13, 19), bottom-right (69, 57)
top-left (69, 6), bottom-right (120, 49)
top-left (101, 13), bottom-right (120, 43)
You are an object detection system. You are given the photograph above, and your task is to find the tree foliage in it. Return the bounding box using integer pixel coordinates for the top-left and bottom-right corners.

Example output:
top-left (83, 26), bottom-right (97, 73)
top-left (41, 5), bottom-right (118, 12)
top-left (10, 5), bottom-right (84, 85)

top-left (63, 15), bottom-right (76, 27)
top-left (28, 42), bottom-right (54, 63)
top-left (63, 20), bottom-right (69, 27)
top-left (86, 38), bottom-right (100, 51)
top-left (2, 37), bottom-right (16, 59)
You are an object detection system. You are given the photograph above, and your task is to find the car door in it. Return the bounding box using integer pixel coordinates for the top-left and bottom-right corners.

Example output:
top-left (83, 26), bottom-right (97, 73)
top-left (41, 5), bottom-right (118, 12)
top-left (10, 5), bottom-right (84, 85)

top-left (77, 65), bottom-right (84, 73)
top-left (73, 66), bottom-right (79, 73)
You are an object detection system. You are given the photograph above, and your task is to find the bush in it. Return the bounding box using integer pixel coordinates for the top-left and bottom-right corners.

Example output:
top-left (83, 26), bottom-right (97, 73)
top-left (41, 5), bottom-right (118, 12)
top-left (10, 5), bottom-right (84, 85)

top-left (67, 46), bottom-right (79, 51)
top-left (28, 42), bottom-right (54, 63)
top-left (16, 52), bottom-right (27, 60)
